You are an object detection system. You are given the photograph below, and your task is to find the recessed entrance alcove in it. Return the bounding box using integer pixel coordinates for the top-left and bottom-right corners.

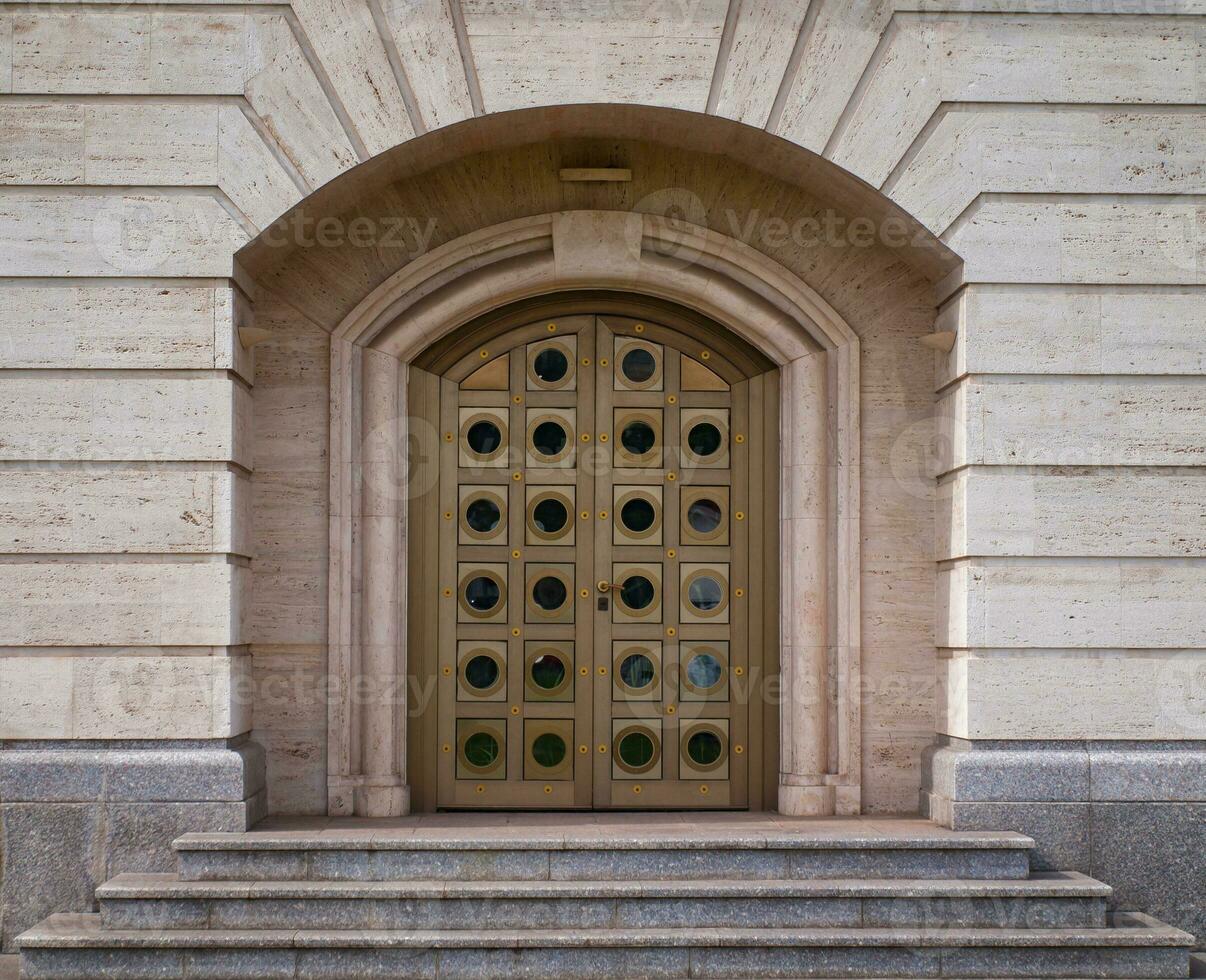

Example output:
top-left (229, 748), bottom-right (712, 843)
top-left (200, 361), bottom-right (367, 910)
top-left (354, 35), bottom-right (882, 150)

top-left (234, 105), bottom-right (959, 819)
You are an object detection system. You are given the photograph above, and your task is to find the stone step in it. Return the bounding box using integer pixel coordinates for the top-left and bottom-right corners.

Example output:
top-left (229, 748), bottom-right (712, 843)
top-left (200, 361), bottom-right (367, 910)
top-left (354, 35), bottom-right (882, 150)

top-left (97, 871), bottom-right (1110, 931)
top-left (18, 912), bottom-right (1194, 980)
top-left (172, 827), bottom-right (1035, 882)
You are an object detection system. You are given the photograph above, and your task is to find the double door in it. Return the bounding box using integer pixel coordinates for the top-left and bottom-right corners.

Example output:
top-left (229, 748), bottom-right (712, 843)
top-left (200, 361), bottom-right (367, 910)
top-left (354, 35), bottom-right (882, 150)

top-left (432, 313), bottom-right (762, 808)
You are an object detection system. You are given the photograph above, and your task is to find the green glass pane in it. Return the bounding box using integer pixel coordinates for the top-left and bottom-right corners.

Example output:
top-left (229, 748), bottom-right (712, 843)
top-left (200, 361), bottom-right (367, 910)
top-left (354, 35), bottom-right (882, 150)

top-left (463, 655), bottom-right (499, 690)
top-left (617, 731), bottom-right (655, 769)
top-left (463, 731), bottom-right (499, 768)
top-left (531, 732), bottom-right (567, 768)
top-left (687, 730), bottom-right (723, 766)
top-left (530, 653), bottom-right (566, 690)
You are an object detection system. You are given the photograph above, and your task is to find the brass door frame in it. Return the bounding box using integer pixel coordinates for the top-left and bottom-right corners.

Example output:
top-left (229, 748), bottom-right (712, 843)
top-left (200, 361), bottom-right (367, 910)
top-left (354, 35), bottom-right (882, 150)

top-left (408, 294), bottom-right (780, 811)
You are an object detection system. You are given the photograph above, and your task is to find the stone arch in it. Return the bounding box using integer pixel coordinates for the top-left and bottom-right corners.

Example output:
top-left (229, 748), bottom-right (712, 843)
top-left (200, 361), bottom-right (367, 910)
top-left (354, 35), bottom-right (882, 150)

top-left (234, 105), bottom-right (959, 818)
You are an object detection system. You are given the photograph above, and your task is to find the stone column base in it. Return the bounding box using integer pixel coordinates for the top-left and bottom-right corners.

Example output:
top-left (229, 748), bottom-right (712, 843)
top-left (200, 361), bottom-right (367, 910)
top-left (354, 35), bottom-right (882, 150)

top-left (352, 779), bottom-right (410, 818)
top-left (0, 737), bottom-right (266, 951)
top-left (922, 736), bottom-right (1204, 948)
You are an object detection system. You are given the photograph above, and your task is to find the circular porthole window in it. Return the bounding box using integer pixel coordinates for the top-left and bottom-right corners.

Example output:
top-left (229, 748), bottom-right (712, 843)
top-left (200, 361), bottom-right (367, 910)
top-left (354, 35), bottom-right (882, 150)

top-left (615, 490), bottom-right (662, 542)
top-left (460, 413), bottom-right (508, 464)
top-left (681, 724), bottom-right (727, 773)
top-left (527, 415), bottom-right (573, 464)
top-left (459, 570), bottom-right (506, 619)
top-left (458, 646), bottom-right (506, 699)
top-left (682, 647), bottom-right (728, 698)
top-left (687, 497), bottom-right (723, 534)
top-left (686, 421), bottom-right (723, 458)
top-left (620, 419), bottom-right (657, 457)
top-left (532, 575), bottom-right (567, 610)
top-left (527, 491), bottom-right (572, 542)
top-left (617, 573), bottom-right (658, 617)
top-left (531, 732), bottom-right (567, 769)
top-left (682, 568), bottom-right (728, 619)
top-left (460, 490), bottom-right (506, 542)
top-left (615, 648), bottom-right (658, 696)
top-left (613, 725), bottom-right (661, 775)
top-left (526, 647), bottom-right (572, 698)
top-left (459, 728), bottom-right (503, 774)
top-left (528, 342), bottom-right (574, 389)
top-left (622, 347), bottom-right (657, 384)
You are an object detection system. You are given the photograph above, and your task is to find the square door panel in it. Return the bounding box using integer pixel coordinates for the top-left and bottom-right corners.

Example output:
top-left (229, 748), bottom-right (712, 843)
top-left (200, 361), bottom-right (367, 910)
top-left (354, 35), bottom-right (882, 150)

top-left (456, 718), bottom-right (506, 780)
top-left (525, 563), bottom-right (575, 624)
top-left (681, 408), bottom-right (729, 468)
top-left (456, 640), bottom-right (507, 702)
top-left (526, 336), bottom-right (577, 391)
top-left (612, 641), bottom-right (662, 701)
top-left (679, 719), bottom-right (729, 780)
top-left (611, 717), bottom-right (663, 780)
top-left (526, 486), bottom-right (575, 546)
top-left (680, 486), bottom-right (729, 546)
top-left (611, 562), bottom-right (661, 624)
top-left (526, 408), bottom-right (576, 468)
top-left (524, 640), bottom-right (574, 702)
top-left (613, 408), bottom-right (663, 468)
top-left (681, 563), bottom-right (729, 624)
top-left (679, 641), bottom-right (730, 702)
top-left (457, 563), bottom-right (507, 624)
top-left (524, 718), bottom-right (574, 781)
top-left (459, 485), bottom-right (508, 545)
top-left (613, 485), bottom-right (663, 546)
top-left (614, 337), bottom-right (664, 391)
top-left (459, 407), bottom-right (509, 468)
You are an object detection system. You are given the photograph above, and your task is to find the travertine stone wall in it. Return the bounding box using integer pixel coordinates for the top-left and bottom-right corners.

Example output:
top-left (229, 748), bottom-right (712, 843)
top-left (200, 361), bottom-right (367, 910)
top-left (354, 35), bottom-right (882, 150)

top-left (0, 0), bottom-right (1201, 820)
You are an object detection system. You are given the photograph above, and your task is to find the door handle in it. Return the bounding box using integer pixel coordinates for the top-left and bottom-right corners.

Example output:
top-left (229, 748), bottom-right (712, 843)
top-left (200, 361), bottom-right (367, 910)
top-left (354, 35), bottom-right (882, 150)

top-left (597, 580), bottom-right (624, 593)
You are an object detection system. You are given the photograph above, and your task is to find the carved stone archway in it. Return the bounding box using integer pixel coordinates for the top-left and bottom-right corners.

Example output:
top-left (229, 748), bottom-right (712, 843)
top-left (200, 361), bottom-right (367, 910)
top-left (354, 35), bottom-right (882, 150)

top-left (326, 210), bottom-right (861, 817)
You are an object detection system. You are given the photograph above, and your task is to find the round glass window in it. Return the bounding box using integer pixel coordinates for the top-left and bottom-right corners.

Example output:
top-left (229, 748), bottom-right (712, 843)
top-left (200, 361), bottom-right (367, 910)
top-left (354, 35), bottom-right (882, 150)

top-left (686, 498), bottom-right (723, 534)
top-left (532, 497), bottom-right (568, 534)
top-left (466, 420), bottom-right (503, 456)
top-left (531, 575), bottom-right (568, 611)
top-left (464, 575), bottom-right (501, 611)
top-left (616, 729), bottom-right (657, 771)
top-left (687, 575), bottom-right (724, 611)
top-left (531, 732), bottom-right (567, 768)
top-left (686, 729), bottom-right (723, 767)
top-left (529, 652), bottom-right (567, 691)
top-left (465, 497), bottom-right (501, 534)
top-left (463, 654), bottom-right (499, 691)
top-left (619, 651), bottom-right (656, 691)
top-left (687, 421), bottom-right (722, 458)
top-left (620, 419), bottom-right (657, 457)
top-left (686, 651), bottom-right (724, 691)
top-left (620, 496), bottom-right (657, 534)
top-left (532, 347), bottom-right (569, 385)
top-left (531, 420), bottom-right (568, 458)
top-left (463, 731), bottom-right (500, 769)
top-left (621, 347), bottom-right (657, 384)
top-left (619, 575), bottom-right (655, 611)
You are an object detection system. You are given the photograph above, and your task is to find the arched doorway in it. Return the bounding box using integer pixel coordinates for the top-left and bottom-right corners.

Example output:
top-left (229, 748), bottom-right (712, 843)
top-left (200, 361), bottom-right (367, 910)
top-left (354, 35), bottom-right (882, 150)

top-left (408, 296), bottom-right (779, 809)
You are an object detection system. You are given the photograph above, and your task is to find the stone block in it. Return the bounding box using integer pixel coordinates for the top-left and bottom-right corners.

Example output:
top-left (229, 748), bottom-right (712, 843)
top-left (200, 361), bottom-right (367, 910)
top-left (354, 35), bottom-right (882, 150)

top-left (549, 848), bottom-right (787, 881)
top-left (0, 804), bottom-right (101, 951)
top-left (177, 850), bottom-right (308, 882)
top-left (20, 947), bottom-right (185, 979)
top-left (103, 801), bottom-right (255, 876)
top-left (1091, 802), bottom-right (1205, 948)
top-left (434, 945), bottom-right (690, 979)
top-left (688, 945), bottom-right (939, 978)
top-left (294, 947), bottom-right (437, 979)
top-left (181, 948), bottom-right (296, 980)
top-left (787, 847), bottom-right (1030, 880)
top-left (939, 944), bottom-right (1188, 979)
top-left (948, 802), bottom-right (1091, 872)
top-left (1088, 742), bottom-right (1206, 802)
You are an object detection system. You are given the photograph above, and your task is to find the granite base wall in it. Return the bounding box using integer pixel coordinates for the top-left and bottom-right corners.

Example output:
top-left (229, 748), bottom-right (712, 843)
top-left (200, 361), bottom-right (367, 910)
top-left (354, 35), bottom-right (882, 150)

top-left (921, 737), bottom-right (1204, 948)
top-left (0, 738), bottom-right (265, 951)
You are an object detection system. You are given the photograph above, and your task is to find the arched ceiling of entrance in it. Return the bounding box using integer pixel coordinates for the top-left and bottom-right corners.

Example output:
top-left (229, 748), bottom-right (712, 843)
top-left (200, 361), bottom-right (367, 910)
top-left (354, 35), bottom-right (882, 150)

top-left (236, 105), bottom-right (959, 336)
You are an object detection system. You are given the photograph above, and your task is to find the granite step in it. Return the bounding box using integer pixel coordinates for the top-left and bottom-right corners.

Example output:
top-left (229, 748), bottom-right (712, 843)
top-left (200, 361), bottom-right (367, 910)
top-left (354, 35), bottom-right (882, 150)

top-left (97, 871), bottom-right (1111, 931)
top-left (18, 911), bottom-right (1194, 979)
top-left (172, 827), bottom-right (1035, 881)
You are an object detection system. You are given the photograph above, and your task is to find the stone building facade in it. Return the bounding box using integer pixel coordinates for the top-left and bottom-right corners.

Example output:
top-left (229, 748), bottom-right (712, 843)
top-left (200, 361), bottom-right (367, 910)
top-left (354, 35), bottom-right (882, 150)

top-left (0, 0), bottom-right (1202, 957)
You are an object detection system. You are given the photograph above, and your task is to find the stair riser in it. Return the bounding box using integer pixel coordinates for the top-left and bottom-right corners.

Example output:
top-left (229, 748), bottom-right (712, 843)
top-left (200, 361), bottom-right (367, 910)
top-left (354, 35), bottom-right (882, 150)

top-left (99, 895), bottom-right (1107, 932)
top-left (19, 942), bottom-right (1188, 980)
top-left (176, 847), bottom-right (1032, 882)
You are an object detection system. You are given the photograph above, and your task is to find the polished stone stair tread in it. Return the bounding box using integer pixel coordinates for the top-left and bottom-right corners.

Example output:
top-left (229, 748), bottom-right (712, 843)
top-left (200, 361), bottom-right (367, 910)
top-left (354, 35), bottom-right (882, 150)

top-left (22, 910), bottom-right (1193, 948)
top-left (98, 870), bottom-right (1111, 899)
top-left (172, 826), bottom-right (1035, 851)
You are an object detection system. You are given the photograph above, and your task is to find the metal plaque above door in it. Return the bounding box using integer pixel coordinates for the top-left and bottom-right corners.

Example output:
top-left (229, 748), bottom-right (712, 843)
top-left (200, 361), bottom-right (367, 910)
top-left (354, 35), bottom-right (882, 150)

top-left (413, 310), bottom-right (777, 809)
